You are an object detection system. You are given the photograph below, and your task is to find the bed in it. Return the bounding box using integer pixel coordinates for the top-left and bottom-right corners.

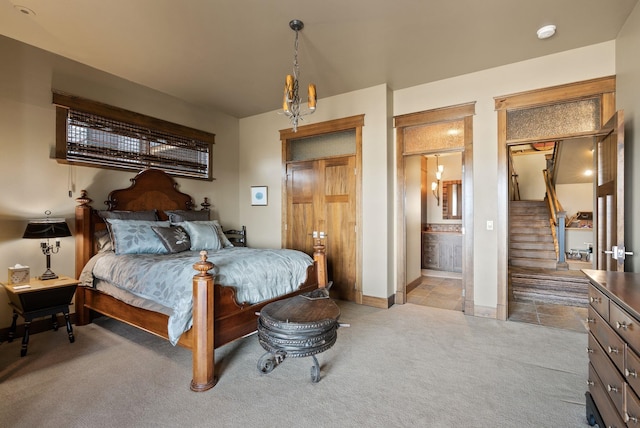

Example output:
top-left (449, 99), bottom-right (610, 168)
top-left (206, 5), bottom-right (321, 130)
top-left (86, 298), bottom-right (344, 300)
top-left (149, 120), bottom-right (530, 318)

top-left (74, 168), bottom-right (327, 391)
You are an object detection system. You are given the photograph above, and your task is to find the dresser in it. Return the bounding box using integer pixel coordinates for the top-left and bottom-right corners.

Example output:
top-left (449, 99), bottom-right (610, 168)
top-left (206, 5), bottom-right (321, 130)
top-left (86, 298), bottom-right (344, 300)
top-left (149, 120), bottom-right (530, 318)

top-left (584, 269), bottom-right (640, 427)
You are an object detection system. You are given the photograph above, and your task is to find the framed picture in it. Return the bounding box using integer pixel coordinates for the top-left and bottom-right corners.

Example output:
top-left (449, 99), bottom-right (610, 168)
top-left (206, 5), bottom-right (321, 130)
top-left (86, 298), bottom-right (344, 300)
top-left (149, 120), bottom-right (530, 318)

top-left (251, 186), bottom-right (268, 206)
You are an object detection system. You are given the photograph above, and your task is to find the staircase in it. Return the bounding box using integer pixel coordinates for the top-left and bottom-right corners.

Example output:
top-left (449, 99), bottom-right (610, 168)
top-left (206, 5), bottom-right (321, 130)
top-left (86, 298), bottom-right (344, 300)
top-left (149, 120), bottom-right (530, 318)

top-left (509, 200), bottom-right (589, 307)
top-left (509, 200), bottom-right (557, 269)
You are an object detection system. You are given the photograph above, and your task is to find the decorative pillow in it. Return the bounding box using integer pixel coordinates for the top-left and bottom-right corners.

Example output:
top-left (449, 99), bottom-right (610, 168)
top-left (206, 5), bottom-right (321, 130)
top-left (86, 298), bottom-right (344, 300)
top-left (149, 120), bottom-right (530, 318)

top-left (94, 229), bottom-right (114, 252)
top-left (106, 219), bottom-right (170, 255)
top-left (165, 210), bottom-right (209, 223)
top-left (179, 221), bottom-right (223, 251)
top-left (99, 210), bottom-right (158, 221)
top-left (181, 220), bottom-right (233, 248)
top-left (151, 225), bottom-right (191, 253)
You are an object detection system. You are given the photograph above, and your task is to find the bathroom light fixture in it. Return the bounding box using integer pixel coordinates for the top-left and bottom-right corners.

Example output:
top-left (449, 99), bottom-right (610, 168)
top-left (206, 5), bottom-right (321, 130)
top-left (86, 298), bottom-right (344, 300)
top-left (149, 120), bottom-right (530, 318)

top-left (537, 24), bottom-right (556, 40)
top-left (281, 19), bottom-right (316, 132)
top-left (431, 155), bottom-right (444, 206)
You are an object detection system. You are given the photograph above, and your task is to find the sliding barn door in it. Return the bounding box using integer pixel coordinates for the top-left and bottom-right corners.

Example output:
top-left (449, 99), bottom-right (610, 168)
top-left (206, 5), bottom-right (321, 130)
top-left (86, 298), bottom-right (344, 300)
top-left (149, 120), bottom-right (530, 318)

top-left (286, 156), bottom-right (357, 301)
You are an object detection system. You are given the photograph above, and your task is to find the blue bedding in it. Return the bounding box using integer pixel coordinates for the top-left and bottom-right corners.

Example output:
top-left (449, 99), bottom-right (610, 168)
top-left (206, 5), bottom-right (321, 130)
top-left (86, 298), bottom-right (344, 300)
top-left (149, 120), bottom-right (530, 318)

top-left (83, 247), bottom-right (314, 345)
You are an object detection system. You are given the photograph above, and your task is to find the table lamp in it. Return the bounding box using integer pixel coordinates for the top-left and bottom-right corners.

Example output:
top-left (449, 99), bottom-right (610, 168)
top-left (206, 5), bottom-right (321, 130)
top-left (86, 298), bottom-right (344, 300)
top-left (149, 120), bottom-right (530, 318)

top-left (22, 211), bottom-right (71, 280)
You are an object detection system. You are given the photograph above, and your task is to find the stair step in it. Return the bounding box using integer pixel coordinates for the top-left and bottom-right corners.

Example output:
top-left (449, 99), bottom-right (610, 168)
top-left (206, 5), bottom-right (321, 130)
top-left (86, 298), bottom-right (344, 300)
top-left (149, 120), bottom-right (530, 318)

top-left (511, 233), bottom-right (554, 243)
top-left (510, 257), bottom-right (558, 269)
top-left (510, 241), bottom-right (555, 250)
top-left (510, 220), bottom-right (550, 228)
top-left (510, 267), bottom-right (589, 307)
top-left (510, 227), bottom-right (552, 235)
top-left (510, 249), bottom-right (556, 259)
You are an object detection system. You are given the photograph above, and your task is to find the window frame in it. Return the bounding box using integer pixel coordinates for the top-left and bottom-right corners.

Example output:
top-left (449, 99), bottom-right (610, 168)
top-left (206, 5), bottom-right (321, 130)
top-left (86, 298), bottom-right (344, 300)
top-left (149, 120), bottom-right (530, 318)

top-left (53, 91), bottom-right (215, 181)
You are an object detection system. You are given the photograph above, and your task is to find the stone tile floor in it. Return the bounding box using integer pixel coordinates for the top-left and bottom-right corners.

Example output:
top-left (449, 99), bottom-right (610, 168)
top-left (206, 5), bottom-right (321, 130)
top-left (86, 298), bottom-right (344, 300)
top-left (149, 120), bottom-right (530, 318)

top-left (407, 274), bottom-right (588, 333)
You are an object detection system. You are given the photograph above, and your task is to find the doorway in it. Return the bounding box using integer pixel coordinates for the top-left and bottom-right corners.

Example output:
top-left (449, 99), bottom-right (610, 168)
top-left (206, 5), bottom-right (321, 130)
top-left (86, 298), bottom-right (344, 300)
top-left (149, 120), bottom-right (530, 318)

top-left (394, 102), bottom-right (475, 313)
top-left (496, 76), bottom-right (617, 321)
top-left (406, 152), bottom-right (464, 311)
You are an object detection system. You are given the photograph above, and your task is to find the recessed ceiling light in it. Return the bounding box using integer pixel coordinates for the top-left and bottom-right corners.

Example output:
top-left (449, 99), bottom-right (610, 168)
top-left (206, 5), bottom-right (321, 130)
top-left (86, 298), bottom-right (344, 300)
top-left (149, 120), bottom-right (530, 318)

top-left (537, 24), bottom-right (556, 40)
top-left (13, 5), bottom-right (36, 16)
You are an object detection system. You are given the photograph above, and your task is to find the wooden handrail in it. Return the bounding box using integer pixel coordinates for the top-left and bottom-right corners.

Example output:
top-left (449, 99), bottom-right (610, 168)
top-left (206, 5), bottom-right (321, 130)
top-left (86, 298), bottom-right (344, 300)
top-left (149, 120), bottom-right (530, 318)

top-left (542, 169), bottom-right (566, 264)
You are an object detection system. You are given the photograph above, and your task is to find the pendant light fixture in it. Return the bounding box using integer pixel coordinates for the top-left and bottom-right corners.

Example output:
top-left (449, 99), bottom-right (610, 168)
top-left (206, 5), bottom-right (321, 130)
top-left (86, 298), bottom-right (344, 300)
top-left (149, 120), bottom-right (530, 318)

top-left (281, 19), bottom-right (316, 132)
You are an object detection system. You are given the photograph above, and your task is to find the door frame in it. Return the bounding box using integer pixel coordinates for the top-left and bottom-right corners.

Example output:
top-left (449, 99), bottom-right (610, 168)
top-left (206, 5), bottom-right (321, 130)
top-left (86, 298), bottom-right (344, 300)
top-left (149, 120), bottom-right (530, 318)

top-left (280, 115), bottom-right (364, 303)
top-left (495, 76), bottom-right (616, 320)
top-left (394, 103), bottom-right (475, 313)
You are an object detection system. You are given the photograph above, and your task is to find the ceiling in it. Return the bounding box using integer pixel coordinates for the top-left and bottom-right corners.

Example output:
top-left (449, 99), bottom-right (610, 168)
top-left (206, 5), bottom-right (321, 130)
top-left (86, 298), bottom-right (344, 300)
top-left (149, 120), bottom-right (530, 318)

top-left (0, 0), bottom-right (637, 118)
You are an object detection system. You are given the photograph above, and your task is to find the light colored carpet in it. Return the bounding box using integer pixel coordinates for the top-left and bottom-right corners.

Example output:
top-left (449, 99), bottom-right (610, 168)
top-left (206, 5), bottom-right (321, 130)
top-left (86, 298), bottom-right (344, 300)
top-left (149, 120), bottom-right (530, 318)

top-left (0, 301), bottom-right (590, 427)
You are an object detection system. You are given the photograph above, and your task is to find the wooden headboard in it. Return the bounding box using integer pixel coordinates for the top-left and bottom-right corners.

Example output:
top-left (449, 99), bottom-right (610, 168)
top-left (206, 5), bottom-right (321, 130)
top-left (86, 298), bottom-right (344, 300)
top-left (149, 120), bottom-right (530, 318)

top-left (74, 168), bottom-right (207, 278)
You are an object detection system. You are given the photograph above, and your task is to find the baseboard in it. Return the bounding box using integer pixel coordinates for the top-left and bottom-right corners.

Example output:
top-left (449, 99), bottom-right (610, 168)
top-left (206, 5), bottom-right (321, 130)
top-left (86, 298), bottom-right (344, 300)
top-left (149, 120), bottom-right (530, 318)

top-left (0, 313), bottom-right (77, 343)
top-left (406, 276), bottom-right (422, 294)
top-left (361, 294), bottom-right (395, 309)
top-left (473, 305), bottom-right (497, 319)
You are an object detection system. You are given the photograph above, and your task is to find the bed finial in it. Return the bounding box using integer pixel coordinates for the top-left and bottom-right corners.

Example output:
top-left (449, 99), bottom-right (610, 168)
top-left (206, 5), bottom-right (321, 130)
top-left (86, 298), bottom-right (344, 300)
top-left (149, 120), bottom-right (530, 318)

top-left (193, 250), bottom-right (214, 277)
top-left (75, 190), bottom-right (92, 207)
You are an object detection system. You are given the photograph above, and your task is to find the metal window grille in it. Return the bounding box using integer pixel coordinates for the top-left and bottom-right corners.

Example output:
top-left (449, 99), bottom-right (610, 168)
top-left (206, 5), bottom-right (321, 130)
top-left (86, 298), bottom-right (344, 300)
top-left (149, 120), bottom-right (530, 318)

top-left (64, 109), bottom-right (211, 179)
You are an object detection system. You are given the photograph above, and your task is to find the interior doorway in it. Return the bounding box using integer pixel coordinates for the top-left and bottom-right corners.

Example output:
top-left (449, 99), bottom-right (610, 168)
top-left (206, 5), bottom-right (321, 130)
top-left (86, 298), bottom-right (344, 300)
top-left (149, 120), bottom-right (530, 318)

top-left (406, 152), bottom-right (464, 311)
top-left (394, 102), bottom-right (475, 313)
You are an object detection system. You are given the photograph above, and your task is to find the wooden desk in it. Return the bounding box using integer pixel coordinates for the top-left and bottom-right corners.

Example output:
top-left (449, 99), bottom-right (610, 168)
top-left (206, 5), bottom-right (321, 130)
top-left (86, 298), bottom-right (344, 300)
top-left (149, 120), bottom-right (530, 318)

top-left (2, 275), bottom-right (79, 356)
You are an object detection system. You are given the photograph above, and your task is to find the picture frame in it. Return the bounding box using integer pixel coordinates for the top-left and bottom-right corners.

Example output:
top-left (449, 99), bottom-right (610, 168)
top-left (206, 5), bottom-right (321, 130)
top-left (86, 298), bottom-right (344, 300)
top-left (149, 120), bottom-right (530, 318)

top-left (251, 186), bottom-right (268, 206)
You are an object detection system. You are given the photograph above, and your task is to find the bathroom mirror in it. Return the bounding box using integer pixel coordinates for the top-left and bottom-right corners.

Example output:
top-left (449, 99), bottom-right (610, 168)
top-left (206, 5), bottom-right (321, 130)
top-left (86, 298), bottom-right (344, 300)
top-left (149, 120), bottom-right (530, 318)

top-left (442, 180), bottom-right (462, 220)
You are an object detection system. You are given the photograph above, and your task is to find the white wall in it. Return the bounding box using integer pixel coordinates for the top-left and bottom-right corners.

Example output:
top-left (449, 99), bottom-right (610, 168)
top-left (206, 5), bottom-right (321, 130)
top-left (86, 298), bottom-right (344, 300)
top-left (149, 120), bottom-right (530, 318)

top-left (405, 156), bottom-right (422, 284)
top-left (617, 2), bottom-right (640, 272)
top-left (511, 153), bottom-right (548, 200)
top-left (394, 41), bottom-right (616, 309)
top-left (0, 36), bottom-right (240, 329)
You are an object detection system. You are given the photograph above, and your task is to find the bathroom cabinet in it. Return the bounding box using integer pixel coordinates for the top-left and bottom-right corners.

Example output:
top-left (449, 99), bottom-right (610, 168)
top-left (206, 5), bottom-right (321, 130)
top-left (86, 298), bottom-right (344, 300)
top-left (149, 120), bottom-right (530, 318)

top-left (422, 232), bottom-right (462, 272)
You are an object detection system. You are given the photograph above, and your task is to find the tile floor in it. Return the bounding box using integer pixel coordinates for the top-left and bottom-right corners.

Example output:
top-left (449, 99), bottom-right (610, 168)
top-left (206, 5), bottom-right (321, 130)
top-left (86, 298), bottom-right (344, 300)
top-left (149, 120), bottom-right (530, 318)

top-left (407, 273), bottom-right (588, 333)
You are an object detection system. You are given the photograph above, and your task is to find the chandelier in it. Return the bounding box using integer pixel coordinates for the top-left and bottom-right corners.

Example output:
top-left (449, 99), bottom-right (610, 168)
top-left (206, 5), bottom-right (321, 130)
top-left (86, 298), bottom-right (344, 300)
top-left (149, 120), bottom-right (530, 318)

top-left (281, 19), bottom-right (316, 132)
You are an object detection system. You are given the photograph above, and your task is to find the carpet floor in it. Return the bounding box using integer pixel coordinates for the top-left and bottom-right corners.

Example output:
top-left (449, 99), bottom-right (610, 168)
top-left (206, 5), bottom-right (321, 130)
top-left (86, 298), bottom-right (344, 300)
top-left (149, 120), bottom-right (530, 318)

top-left (0, 301), bottom-right (591, 428)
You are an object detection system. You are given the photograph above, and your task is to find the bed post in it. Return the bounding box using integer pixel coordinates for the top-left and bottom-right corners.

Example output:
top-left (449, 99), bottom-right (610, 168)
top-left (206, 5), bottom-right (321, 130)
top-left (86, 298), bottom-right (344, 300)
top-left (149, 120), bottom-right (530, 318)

top-left (75, 190), bottom-right (93, 326)
top-left (313, 238), bottom-right (328, 287)
top-left (190, 251), bottom-right (217, 392)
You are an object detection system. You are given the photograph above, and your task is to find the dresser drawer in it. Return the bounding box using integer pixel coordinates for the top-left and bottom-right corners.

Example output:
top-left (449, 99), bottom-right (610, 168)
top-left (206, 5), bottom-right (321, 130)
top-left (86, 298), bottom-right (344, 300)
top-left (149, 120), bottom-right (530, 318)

top-left (589, 363), bottom-right (626, 428)
top-left (626, 386), bottom-right (640, 426)
top-left (610, 302), bottom-right (640, 355)
top-left (597, 345), bottom-right (626, 417)
top-left (627, 345), bottom-right (640, 398)
top-left (589, 284), bottom-right (610, 320)
top-left (589, 306), bottom-right (625, 373)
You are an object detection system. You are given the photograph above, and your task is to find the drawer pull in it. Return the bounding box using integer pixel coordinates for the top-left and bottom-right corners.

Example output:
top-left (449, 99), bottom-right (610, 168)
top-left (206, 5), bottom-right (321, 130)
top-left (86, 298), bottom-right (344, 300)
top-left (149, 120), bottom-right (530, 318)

top-left (625, 412), bottom-right (639, 424)
top-left (587, 379), bottom-right (595, 386)
top-left (586, 347), bottom-right (594, 354)
top-left (616, 321), bottom-right (629, 330)
top-left (590, 296), bottom-right (602, 303)
top-left (607, 384), bottom-right (620, 393)
top-left (625, 368), bottom-right (638, 378)
top-left (607, 346), bottom-right (620, 354)
top-left (585, 317), bottom-right (595, 324)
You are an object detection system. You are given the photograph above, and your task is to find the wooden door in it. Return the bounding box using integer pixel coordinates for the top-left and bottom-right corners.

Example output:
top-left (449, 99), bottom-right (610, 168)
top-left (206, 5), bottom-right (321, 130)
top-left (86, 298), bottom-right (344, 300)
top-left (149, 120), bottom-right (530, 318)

top-left (596, 111), bottom-right (628, 271)
top-left (286, 156), bottom-right (357, 301)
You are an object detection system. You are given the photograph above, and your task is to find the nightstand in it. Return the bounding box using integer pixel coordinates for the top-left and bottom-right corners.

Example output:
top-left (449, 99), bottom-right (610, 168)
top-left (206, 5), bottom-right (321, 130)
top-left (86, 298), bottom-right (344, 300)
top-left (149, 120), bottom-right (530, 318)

top-left (2, 275), bottom-right (79, 356)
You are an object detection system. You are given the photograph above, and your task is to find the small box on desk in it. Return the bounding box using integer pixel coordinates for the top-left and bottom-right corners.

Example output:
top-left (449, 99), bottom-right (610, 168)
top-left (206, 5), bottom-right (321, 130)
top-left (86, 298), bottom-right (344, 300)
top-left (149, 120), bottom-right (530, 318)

top-left (8, 265), bottom-right (30, 285)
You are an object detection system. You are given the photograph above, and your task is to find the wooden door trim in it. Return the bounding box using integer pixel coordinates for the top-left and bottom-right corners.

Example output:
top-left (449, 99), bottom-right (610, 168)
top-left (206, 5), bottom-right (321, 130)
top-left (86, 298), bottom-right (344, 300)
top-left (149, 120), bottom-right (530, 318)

top-left (394, 102), bottom-right (475, 314)
top-left (496, 76), bottom-right (616, 320)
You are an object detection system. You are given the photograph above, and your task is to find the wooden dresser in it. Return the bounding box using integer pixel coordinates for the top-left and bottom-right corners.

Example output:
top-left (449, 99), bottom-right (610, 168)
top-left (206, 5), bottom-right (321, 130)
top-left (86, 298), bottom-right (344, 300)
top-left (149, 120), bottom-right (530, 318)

top-left (584, 269), bottom-right (640, 427)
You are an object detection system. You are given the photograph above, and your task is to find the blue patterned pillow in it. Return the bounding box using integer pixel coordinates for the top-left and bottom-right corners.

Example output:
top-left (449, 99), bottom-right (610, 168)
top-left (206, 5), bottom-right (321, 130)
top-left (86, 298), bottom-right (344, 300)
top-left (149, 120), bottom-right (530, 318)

top-left (179, 221), bottom-right (223, 251)
top-left (106, 220), bottom-right (170, 255)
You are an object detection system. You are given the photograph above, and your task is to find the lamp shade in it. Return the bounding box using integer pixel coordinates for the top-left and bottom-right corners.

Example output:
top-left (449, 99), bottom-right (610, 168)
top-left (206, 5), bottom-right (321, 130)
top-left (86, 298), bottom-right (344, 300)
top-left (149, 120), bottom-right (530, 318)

top-left (23, 219), bottom-right (71, 239)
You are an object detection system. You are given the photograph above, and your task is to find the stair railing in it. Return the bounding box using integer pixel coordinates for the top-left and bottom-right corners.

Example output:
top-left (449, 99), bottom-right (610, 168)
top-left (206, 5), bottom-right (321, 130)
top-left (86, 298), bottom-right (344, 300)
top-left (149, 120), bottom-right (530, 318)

top-left (542, 169), bottom-right (566, 264)
top-left (508, 150), bottom-right (521, 201)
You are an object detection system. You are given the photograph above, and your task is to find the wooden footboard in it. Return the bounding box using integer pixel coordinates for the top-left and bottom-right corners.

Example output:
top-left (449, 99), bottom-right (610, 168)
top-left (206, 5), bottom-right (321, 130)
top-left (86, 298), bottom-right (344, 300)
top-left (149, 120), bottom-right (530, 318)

top-left (73, 168), bottom-right (326, 391)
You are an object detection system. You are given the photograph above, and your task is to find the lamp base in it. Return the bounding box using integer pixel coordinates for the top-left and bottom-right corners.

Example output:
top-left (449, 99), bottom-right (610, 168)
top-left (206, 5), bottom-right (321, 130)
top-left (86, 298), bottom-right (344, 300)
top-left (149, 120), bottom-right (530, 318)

top-left (39, 269), bottom-right (59, 281)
